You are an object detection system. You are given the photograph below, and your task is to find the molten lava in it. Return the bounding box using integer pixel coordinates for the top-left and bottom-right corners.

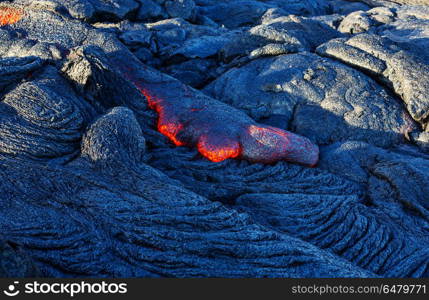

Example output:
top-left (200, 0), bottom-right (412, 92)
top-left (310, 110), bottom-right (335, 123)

top-left (139, 87), bottom-right (318, 164)
top-left (122, 64), bottom-right (318, 165)
top-left (140, 89), bottom-right (185, 146)
top-left (0, 7), bottom-right (23, 26)
top-left (140, 89), bottom-right (158, 111)
top-left (142, 88), bottom-right (242, 160)
top-left (197, 135), bottom-right (241, 162)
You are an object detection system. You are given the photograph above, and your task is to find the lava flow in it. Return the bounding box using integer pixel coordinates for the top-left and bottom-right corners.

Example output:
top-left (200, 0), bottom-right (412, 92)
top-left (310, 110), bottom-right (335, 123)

top-left (141, 88), bottom-right (243, 161)
top-left (197, 135), bottom-right (241, 162)
top-left (139, 87), bottom-right (318, 165)
top-left (0, 7), bottom-right (23, 26)
top-left (119, 61), bottom-right (318, 166)
top-left (241, 124), bottom-right (319, 167)
top-left (140, 89), bottom-right (185, 146)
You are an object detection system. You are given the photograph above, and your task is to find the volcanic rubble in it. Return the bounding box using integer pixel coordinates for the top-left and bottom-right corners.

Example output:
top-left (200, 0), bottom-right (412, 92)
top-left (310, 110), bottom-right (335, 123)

top-left (1, 0), bottom-right (429, 278)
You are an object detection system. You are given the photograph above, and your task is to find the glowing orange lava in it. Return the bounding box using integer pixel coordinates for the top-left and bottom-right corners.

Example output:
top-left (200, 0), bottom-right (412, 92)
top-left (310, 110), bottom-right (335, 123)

top-left (197, 135), bottom-right (241, 162)
top-left (122, 55), bottom-right (318, 165)
top-left (140, 88), bottom-right (185, 146)
top-left (0, 7), bottom-right (23, 26)
top-left (140, 89), bottom-right (158, 111)
top-left (158, 122), bottom-right (184, 146)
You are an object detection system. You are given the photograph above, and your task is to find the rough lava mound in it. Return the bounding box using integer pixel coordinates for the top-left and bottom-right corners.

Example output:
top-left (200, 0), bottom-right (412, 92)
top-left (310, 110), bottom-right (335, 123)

top-left (1, 0), bottom-right (429, 278)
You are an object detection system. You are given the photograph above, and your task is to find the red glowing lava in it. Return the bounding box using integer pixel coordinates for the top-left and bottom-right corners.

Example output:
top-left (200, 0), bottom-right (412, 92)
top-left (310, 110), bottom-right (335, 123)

top-left (197, 135), bottom-right (241, 162)
top-left (140, 89), bottom-right (185, 146)
top-left (0, 7), bottom-right (23, 26)
top-left (158, 122), bottom-right (184, 146)
top-left (141, 88), bottom-right (242, 160)
top-left (245, 124), bottom-right (319, 166)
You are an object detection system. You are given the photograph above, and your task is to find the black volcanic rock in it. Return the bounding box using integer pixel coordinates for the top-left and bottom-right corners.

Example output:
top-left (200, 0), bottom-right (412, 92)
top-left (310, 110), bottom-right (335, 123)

top-left (1, 0), bottom-right (429, 278)
top-left (0, 56), bottom-right (43, 91)
top-left (0, 147), bottom-right (372, 277)
top-left (0, 66), bottom-right (93, 160)
top-left (205, 52), bottom-right (415, 147)
top-left (0, 240), bottom-right (40, 277)
top-left (219, 15), bottom-right (342, 62)
top-left (165, 0), bottom-right (196, 20)
top-left (136, 0), bottom-right (166, 21)
top-left (316, 33), bottom-right (429, 127)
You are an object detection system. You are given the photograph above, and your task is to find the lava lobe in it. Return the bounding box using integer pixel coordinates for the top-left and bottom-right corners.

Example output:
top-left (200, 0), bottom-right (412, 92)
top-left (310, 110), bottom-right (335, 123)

top-left (138, 86), bottom-right (319, 167)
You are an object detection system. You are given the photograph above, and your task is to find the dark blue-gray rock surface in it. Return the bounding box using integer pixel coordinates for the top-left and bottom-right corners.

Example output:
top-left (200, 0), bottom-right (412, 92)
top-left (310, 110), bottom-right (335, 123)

top-left (1, 0), bottom-right (429, 278)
